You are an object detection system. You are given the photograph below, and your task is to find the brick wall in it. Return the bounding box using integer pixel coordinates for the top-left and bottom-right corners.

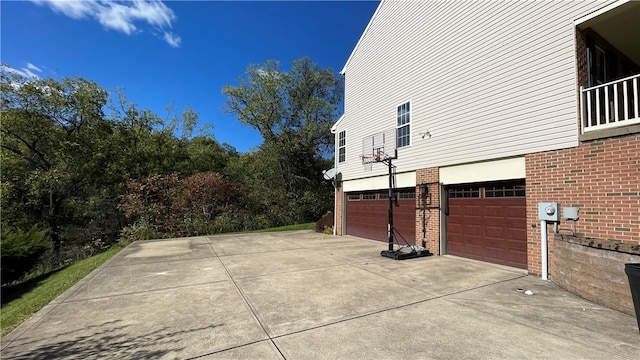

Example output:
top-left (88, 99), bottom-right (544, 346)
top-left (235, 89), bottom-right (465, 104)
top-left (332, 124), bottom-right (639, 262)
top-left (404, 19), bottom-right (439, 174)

top-left (525, 133), bottom-right (640, 274)
top-left (575, 28), bottom-right (587, 130)
top-left (336, 185), bottom-right (344, 235)
top-left (416, 168), bottom-right (440, 255)
top-left (575, 29), bottom-right (587, 89)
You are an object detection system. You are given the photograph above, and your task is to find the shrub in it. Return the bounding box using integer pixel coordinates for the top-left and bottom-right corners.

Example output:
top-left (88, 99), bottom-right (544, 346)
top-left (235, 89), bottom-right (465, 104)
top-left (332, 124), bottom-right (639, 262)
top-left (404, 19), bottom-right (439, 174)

top-left (1, 225), bottom-right (50, 284)
top-left (118, 218), bottom-right (165, 245)
top-left (315, 211), bottom-right (334, 233)
top-left (119, 172), bottom-right (248, 241)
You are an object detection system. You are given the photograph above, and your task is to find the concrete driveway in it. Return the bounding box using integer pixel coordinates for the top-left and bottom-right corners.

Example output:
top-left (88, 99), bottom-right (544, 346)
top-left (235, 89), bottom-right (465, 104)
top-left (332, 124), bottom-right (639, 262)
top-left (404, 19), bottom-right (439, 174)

top-left (2, 230), bottom-right (639, 359)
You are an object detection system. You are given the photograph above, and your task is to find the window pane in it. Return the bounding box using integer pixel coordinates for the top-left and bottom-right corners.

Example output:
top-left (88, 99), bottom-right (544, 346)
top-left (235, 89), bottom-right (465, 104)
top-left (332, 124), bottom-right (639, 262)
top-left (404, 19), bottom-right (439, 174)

top-left (447, 187), bottom-right (480, 198)
top-left (398, 192), bottom-right (416, 199)
top-left (338, 130), bottom-right (346, 162)
top-left (484, 183), bottom-right (526, 198)
top-left (397, 124), bottom-right (410, 147)
top-left (396, 102), bottom-right (411, 147)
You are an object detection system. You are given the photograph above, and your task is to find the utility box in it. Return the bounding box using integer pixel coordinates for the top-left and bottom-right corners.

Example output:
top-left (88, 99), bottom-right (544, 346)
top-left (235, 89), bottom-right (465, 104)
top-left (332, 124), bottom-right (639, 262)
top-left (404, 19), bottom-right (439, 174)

top-left (563, 207), bottom-right (579, 220)
top-left (538, 202), bottom-right (559, 222)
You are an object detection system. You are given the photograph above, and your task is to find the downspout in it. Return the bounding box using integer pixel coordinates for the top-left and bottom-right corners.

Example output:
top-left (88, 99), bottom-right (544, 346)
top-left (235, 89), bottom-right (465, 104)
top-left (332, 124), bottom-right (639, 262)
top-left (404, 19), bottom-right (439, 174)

top-left (331, 122), bottom-right (338, 236)
top-left (333, 183), bottom-right (337, 236)
top-left (541, 220), bottom-right (548, 281)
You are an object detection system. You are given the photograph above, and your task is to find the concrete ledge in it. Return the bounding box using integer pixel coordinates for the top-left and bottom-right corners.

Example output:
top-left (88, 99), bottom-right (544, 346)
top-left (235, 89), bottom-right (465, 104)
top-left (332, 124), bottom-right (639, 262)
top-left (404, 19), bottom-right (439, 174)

top-left (579, 124), bottom-right (640, 142)
top-left (555, 233), bottom-right (640, 255)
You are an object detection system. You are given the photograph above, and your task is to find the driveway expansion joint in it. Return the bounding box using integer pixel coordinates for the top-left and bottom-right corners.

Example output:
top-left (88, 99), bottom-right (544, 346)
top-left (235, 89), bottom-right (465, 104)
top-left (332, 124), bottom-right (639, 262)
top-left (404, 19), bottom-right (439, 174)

top-left (208, 241), bottom-right (289, 360)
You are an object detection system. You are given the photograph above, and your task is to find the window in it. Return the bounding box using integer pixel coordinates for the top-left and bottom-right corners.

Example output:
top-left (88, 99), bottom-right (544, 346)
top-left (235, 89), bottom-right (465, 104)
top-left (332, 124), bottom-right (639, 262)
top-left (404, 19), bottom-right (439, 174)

top-left (398, 191), bottom-right (416, 199)
top-left (347, 194), bottom-right (360, 201)
top-left (396, 101), bottom-right (411, 148)
top-left (594, 45), bottom-right (606, 85)
top-left (447, 187), bottom-right (480, 198)
top-left (338, 130), bottom-right (346, 163)
top-left (362, 193), bottom-right (377, 200)
top-left (485, 184), bottom-right (525, 198)
top-left (586, 36), bottom-right (610, 87)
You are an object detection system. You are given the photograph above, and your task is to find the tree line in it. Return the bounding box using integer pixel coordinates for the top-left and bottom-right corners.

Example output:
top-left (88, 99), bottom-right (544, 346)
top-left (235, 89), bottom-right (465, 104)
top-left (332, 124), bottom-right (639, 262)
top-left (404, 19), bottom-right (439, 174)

top-left (0, 57), bottom-right (341, 284)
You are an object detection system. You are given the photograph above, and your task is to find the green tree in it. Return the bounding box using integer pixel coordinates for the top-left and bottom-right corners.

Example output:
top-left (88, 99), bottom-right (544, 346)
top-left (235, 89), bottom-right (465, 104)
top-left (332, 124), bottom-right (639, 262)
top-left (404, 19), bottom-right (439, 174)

top-left (1, 225), bottom-right (50, 283)
top-left (1, 68), bottom-right (111, 250)
top-left (222, 57), bottom-right (341, 224)
top-left (2, 65), bottom-right (259, 282)
top-left (107, 91), bottom-right (189, 180)
top-left (176, 136), bottom-right (238, 177)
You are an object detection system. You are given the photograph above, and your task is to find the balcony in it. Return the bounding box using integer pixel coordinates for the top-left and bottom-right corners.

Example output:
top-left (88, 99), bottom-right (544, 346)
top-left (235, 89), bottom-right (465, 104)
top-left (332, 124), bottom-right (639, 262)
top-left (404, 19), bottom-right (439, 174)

top-left (580, 74), bottom-right (640, 133)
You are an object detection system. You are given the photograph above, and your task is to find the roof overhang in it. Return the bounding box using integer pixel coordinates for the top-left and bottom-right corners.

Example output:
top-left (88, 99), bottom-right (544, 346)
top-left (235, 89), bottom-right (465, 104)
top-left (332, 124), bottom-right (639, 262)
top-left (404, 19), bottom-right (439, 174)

top-left (331, 114), bottom-right (344, 133)
top-left (575, 0), bottom-right (640, 65)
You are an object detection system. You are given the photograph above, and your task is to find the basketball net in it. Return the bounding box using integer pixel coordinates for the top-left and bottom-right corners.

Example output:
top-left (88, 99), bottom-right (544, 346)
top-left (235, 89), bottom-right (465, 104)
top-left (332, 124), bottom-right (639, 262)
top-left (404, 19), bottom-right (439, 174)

top-left (361, 154), bottom-right (379, 171)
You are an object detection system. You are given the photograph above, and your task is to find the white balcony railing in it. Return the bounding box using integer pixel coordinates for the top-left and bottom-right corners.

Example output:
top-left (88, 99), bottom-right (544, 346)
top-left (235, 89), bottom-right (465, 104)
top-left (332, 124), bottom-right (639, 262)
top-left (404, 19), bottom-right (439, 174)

top-left (580, 74), bottom-right (640, 133)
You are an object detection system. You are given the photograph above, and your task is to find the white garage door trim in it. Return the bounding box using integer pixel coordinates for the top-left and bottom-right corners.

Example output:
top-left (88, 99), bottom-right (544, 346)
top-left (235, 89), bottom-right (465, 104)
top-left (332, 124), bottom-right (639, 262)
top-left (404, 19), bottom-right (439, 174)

top-left (343, 171), bottom-right (416, 192)
top-left (440, 157), bottom-right (525, 185)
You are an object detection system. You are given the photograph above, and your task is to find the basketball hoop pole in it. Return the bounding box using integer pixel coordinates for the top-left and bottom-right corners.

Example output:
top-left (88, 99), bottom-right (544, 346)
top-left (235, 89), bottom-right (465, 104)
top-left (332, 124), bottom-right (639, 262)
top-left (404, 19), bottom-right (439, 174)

top-left (379, 148), bottom-right (432, 260)
top-left (387, 157), bottom-right (394, 252)
top-left (361, 130), bottom-right (430, 259)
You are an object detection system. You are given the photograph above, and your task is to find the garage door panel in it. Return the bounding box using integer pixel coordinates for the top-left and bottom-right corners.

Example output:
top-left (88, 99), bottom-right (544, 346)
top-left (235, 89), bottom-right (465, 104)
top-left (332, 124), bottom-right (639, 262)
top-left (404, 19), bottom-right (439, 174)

top-left (484, 225), bottom-right (505, 238)
top-left (506, 205), bottom-right (526, 218)
top-left (446, 182), bottom-right (527, 269)
top-left (506, 228), bottom-right (527, 239)
top-left (346, 191), bottom-right (415, 244)
top-left (463, 205), bottom-right (483, 217)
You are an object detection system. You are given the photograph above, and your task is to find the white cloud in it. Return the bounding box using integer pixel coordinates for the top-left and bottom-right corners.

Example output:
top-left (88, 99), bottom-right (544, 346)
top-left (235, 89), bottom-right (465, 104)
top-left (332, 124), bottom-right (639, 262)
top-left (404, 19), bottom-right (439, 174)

top-left (2, 63), bottom-right (41, 79)
top-left (26, 63), bottom-right (43, 73)
top-left (31, 0), bottom-right (94, 19)
top-left (163, 31), bottom-right (181, 48)
top-left (30, 0), bottom-right (181, 47)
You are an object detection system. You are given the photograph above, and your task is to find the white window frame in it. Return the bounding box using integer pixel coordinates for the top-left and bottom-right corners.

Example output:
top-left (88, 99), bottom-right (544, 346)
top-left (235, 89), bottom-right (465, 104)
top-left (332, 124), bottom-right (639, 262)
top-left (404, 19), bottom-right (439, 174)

top-left (594, 45), bottom-right (606, 85)
top-left (396, 101), bottom-right (411, 148)
top-left (338, 130), bottom-right (346, 163)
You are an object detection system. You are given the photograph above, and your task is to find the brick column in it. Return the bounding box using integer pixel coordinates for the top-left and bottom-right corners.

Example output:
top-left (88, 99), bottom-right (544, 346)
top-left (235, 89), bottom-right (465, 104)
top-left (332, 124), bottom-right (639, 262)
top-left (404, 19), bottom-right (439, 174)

top-left (335, 185), bottom-right (344, 235)
top-left (416, 167), bottom-right (440, 255)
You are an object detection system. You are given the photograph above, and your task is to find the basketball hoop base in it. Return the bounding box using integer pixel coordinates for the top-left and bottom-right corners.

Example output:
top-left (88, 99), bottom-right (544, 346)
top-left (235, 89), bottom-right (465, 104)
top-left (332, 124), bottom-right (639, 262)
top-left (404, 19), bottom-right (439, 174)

top-left (381, 246), bottom-right (432, 260)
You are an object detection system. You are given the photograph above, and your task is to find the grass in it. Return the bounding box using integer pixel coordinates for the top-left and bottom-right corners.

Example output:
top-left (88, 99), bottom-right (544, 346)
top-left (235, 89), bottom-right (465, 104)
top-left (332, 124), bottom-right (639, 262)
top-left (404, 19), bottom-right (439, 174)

top-left (0, 222), bottom-right (316, 337)
top-left (1, 246), bottom-right (122, 337)
top-left (244, 222), bottom-right (315, 233)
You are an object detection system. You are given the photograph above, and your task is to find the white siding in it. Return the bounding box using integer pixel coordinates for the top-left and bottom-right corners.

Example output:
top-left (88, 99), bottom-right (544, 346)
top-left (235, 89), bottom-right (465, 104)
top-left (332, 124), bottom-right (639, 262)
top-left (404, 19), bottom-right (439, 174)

top-left (335, 0), bottom-right (611, 181)
top-left (439, 157), bottom-right (525, 185)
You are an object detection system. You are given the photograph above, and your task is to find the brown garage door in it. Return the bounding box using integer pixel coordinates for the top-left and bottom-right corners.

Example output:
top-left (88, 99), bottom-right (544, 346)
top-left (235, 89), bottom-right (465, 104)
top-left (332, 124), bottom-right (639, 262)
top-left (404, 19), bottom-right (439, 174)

top-left (446, 181), bottom-right (527, 269)
top-left (346, 189), bottom-right (416, 245)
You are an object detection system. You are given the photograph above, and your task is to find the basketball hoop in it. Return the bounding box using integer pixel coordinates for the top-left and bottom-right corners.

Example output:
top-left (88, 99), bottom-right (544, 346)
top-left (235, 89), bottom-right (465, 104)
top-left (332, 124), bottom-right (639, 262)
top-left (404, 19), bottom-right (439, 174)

top-left (360, 154), bottom-right (379, 171)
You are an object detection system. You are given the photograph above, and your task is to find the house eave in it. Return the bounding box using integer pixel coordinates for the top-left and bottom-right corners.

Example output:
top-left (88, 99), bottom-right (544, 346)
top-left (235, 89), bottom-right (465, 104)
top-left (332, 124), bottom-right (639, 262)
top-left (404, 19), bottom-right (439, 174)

top-left (331, 114), bottom-right (345, 133)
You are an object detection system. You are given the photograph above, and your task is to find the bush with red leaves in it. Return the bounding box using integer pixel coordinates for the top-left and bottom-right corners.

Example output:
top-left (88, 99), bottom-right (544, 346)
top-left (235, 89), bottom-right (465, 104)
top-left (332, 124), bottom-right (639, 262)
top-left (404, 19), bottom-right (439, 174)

top-left (315, 211), bottom-right (334, 233)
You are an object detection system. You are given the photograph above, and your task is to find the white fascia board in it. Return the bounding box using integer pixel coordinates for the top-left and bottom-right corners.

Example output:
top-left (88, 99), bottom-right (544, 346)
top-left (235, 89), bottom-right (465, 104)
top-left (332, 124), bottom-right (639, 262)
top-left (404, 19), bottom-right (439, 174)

top-left (340, 0), bottom-right (385, 75)
top-left (331, 114), bottom-right (345, 133)
top-left (440, 157), bottom-right (525, 185)
top-left (574, 0), bottom-right (628, 27)
top-left (343, 171), bottom-right (416, 192)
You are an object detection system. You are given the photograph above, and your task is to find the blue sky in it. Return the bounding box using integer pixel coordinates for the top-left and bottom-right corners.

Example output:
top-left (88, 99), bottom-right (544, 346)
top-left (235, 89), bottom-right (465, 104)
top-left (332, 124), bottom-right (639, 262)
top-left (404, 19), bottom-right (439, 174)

top-left (1, 0), bottom-right (379, 152)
